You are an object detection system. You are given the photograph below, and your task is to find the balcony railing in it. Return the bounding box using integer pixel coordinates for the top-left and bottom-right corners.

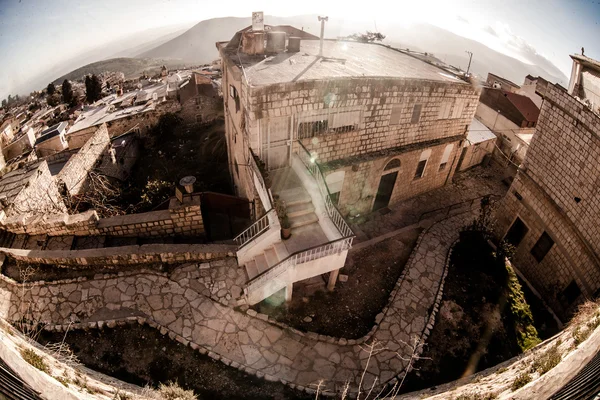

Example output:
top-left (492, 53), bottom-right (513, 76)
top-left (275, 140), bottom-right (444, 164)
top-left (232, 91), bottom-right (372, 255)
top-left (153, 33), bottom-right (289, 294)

top-left (244, 236), bottom-right (353, 296)
top-left (233, 150), bottom-right (278, 249)
top-left (297, 141), bottom-right (354, 239)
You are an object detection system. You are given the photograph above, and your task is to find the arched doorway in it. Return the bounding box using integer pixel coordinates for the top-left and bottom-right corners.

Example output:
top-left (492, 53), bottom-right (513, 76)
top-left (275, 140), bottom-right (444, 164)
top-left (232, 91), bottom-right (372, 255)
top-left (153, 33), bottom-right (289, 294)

top-left (373, 158), bottom-right (401, 211)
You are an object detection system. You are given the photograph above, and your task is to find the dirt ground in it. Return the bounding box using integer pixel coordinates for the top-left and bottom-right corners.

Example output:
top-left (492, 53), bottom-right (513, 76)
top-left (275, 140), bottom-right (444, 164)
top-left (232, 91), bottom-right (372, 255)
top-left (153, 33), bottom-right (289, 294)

top-left (38, 324), bottom-right (310, 400)
top-left (252, 228), bottom-right (422, 339)
top-left (118, 117), bottom-right (231, 212)
top-left (400, 236), bottom-right (560, 393)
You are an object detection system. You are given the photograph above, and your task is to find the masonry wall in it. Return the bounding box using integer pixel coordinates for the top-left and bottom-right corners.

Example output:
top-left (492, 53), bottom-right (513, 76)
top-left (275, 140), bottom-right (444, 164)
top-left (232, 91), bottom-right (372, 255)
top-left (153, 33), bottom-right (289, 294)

top-left (95, 134), bottom-right (140, 182)
top-left (2, 194), bottom-right (204, 239)
top-left (458, 139), bottom-right (495, 171)
top-left (9, 161), bottom-right (67, 219)
top-left (495, 80), bottom-right (600, 319)
top-left (57, 124), bottom-right (110, 196)
top-left (35, 135), bottom-right (68, 158)
top-left (324, 139), bottom-right (463, 216)
top-left (2, 130), bottom-right (35, 162)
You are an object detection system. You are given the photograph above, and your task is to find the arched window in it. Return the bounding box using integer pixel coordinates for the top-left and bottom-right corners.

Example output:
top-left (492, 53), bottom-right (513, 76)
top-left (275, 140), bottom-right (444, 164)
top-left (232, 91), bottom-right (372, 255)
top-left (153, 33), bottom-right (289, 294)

top-left (384, 158), bottom-right (401, 171)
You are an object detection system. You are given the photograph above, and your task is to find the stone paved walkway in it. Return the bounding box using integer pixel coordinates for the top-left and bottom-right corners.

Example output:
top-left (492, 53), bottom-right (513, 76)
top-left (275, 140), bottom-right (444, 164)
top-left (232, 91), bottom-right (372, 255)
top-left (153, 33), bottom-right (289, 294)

top-left (0, 212), bottom-right (476, 394)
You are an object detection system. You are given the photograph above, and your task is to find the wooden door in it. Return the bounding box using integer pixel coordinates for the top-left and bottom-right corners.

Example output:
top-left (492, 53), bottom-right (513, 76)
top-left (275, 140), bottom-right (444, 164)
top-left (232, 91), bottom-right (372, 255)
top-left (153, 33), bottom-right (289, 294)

top-left (373, 171), bottom-right (398, 211)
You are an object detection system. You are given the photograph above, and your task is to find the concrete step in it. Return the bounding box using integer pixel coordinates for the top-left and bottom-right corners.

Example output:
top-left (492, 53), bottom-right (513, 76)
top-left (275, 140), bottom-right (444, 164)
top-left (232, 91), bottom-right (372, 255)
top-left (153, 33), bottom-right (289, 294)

top-left (287, 202), bottom-right (315, 218)
top-left (245, 260), bottom-right (259, 280)
top-left (289, 212), bottom-right (319, 229)
top-left (254, 253), bottom-right (269, 274)
top-left (276, 187), bottom-right (312, 207)
top-left (274, 241), bottom-right (289, 260)
top-left (264, 247), bottom-right (279, 267)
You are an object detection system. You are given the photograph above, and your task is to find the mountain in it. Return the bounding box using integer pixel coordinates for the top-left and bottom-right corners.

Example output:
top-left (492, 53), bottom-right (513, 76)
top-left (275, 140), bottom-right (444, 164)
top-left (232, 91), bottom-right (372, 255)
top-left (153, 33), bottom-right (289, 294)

top-left (51, 58), bottom-right (187, 85)
top-left (140, 15), bottom-right (567, 86)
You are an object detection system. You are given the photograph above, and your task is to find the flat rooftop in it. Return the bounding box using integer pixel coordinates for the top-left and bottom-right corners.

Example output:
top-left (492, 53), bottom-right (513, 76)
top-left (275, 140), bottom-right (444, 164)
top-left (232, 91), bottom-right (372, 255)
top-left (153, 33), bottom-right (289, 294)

top-left (223, 40), bottom-right (467, 86)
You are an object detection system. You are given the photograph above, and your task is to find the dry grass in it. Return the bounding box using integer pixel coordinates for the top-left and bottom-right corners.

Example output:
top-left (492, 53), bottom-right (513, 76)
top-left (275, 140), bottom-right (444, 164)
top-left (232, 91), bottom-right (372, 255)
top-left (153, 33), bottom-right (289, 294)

top-left (531, 341), bottom-right (562, 375)
top-left (20, 348), bottom-right (49, 373)
top-left (569, 300), bottom-right (600, 346)
top-left (157, 382), bottom-right (197, 400)
top-left (511, 372), bottom-right (532, 391)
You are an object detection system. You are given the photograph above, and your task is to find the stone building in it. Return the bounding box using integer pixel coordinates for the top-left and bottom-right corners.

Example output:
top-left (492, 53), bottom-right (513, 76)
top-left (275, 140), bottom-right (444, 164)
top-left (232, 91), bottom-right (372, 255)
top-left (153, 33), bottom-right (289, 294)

top-left (178, 72), bottom-right (221, 124)
top-left (568, 54), bottom-right (600, 113)
top-left (217, 18), bottom-right (479, 304)
top-left (476, 87), bottom-right (539, 168)
top-left (456, 118), bottom-right (496, 172)
top-left (486, 72), bottom-right (521, 93)
top-left (34, 121), bottom-right (69, 157)
top-left (495, 58), bottom-right (600, 319)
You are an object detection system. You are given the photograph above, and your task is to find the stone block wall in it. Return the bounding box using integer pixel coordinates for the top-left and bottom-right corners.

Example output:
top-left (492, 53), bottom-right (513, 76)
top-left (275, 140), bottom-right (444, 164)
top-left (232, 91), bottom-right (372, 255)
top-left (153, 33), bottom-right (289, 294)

top-left (494, 80), bottom-right (600, 319)
top-left (10, 161), bottom-right (67, 218)
top-left (1, 194), bottom-right (205, 239)
top-left (324, 138), bottom-right (463, 216)
top-left (57, 124), bottom-right (110, 196)
top-left (246, 77), bottom-right (479, 165)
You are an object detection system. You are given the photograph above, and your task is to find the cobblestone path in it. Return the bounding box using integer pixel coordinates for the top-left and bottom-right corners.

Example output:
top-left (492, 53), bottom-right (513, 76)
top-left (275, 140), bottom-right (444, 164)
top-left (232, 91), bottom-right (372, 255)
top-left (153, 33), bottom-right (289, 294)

top-left (0, 212), bottom-right (475, 394)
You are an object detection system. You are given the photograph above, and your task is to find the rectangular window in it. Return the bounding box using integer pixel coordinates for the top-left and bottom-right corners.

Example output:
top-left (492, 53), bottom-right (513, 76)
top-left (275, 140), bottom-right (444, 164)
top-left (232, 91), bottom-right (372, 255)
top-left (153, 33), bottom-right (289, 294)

top-left (451, 99), bottom-right (465, 119)
top-left (229, 85), bottom-right (240, 112)
top-left (414, 160), bottom-right (427, 179)
top-left (530, 231), bottom-right (554, 262)
top-left (411, 104), bottom-right (422, 124)
top-left (330, 110), bottom-right (360, 133)
top-left (298, 120), bottom-right (328, 139)
top-left (505, 217), bottom-right (528, 247)
top-left (390, 105), bottom-right (403, 125)
top-left (562, 280), bottom-right (581, 304)
top-left (437, 102), bottom-right (452, 119)
top-left (439, 144), bottom-right (454, 171)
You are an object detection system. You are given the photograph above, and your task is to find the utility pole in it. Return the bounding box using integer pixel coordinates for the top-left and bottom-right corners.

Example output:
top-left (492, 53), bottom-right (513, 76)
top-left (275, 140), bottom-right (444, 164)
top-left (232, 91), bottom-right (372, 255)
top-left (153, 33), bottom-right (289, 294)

top-left (318, 16), bottom-right (328, 57)
top-left (465, 51), bottom-right (473, 75)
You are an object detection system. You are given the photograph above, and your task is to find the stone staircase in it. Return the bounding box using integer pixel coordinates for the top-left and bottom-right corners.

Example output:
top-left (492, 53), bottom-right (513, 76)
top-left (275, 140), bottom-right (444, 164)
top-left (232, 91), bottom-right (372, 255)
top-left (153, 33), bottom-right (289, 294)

top-left (244, 241), bottom-right (289, 280)
top-left (276, 186), bottom-right (319, 231)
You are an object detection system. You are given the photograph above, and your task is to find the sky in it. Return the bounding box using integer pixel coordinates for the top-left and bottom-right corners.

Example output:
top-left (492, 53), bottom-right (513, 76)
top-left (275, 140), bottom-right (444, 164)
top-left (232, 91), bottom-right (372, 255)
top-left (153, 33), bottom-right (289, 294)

top-left (0, 0), bottom-right (599, 100)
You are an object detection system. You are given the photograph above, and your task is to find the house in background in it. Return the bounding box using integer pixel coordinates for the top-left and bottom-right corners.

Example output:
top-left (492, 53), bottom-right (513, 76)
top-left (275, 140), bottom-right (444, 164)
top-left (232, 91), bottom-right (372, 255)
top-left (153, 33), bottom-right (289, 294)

top-left (34, 122), bottom-right (69, 157)
top-left (517, 75), bottom-right (543, 108)
top-left (495, 53), bottom-right (600, 320)
top-left (568, 54), bottom-right (600, 113)
top-left (456, 118), bottom-right (496, 172)
top-left (476, 87), bottom-right (540, 169)
top-left (486, 72), bottom-right (521, 93)
top-left (179, 71), bottom-right (221, 124)
top-left (217, 15), bottom-right (479, 305)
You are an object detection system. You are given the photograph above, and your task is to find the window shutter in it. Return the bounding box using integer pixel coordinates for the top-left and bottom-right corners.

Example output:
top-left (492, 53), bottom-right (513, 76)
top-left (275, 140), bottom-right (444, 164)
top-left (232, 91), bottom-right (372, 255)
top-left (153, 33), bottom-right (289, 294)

top-left (331, 110), bottom-right (361, 128)
top-left (390, 106), bottom-right (402, 125)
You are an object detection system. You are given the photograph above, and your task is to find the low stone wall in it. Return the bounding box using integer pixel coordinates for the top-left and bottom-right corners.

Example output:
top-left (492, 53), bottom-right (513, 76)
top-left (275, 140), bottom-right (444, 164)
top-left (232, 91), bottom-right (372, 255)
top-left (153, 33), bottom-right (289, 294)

top-left (0, 242), bottom-right (236, 266)
top-left (1, 194), bottom-right (205, 238)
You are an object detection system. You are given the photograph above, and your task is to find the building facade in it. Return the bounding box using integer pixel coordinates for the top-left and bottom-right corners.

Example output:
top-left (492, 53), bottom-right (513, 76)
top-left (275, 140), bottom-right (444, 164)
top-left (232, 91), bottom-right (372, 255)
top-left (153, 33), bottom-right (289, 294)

top-left (217, 21), bottom-right (479, 305)
top-left (495, 74), bottom-right (600, 320)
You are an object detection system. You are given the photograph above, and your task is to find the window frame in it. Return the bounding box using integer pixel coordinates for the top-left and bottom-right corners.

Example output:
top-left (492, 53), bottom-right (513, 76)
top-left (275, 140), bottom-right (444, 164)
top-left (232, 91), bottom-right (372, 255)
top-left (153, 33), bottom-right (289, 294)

top-left (411, 104), bottom-right (422, 124)
top-left (530, 231), bottom-right (554, 262)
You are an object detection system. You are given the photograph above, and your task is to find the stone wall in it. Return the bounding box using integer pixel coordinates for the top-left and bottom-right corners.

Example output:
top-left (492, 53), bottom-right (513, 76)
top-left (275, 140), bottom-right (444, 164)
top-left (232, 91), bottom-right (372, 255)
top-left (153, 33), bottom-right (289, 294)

top-left (57, 124), bottom-right (110, 196)
top-left (2, 194), bottom-right (205, 239)
top-left (9, 161), bottom-right (67, 219)
top-left (0, 243), bottom-right (235, 268)
top-left (495, 79), bottom-right (600, 319)
top-left (324, 138), bottom-right (463, 216)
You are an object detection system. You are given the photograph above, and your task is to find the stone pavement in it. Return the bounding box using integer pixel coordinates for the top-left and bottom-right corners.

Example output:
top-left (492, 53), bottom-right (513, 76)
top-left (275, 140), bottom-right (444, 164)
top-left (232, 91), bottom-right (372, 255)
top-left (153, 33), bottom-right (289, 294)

top-left (353, 164), bottom-right (507, 242)
top-left (0, 212), bottom-right (476, 394)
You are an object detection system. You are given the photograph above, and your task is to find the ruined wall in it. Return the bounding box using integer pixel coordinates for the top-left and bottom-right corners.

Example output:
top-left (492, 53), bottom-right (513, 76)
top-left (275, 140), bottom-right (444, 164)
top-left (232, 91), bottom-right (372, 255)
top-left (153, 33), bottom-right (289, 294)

top-left (458, 139), bottom-right (495, 172)
top-left (95, 134), bottom-right (140, 182)
top-left (10, 161), bottom-right (67, 218)
top-left (2, 130), bottom-right (35, 162)
top-left (180, 95), bottom-right (222, 125)
top-left (495, 80), bottom-right (600, 319)
top-left (57, 124), bottom-right (110, 196)
top-left (34, 135), bottom-right (68, 158)
top-left (2, 194), bottom-right (204, 239)
top-left (325, 139), bottom-right (463, 216)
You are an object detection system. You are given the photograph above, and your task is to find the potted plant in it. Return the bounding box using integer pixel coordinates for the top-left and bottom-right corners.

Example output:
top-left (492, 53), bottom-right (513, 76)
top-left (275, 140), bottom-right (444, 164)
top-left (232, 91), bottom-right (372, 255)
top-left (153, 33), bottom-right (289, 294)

top-left (280, 214), bottom-right (292, 240)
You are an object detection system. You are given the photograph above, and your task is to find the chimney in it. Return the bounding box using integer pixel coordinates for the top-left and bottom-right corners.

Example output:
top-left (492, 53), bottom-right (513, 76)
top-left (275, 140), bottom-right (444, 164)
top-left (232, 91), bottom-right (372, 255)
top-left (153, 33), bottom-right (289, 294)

top-left (318, 16), bottom-right (328, 56)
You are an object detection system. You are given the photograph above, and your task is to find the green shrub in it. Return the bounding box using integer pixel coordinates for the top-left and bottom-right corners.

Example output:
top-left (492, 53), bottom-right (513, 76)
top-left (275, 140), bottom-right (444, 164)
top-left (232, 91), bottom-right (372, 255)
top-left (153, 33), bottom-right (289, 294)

top-left (20, 348), bottom-right (49, 373)
top-left (511, 372), bottom-right (532, 391)
top-left (504, 262), bottom-right (541, 351)
top-left (531, 343), bottom-right (562, 375)
top-left (158, 382), bottom-right (197, 400)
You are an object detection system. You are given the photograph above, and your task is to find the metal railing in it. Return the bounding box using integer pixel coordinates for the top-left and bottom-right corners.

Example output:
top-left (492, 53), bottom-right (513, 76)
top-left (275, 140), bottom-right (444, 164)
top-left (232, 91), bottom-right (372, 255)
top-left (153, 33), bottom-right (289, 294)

top-left (233, 150), bottom-right (277, 249)
top-left (233, 208), bottom-right (277, 247)
top-left (245, 236), bottom-right (353, 295)
top-left (297, 141), bottom-right (354, 238)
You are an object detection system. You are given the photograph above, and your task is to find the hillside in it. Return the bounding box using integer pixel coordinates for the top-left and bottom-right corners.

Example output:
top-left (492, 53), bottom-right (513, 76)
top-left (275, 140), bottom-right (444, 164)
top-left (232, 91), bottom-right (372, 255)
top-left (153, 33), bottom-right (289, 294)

top-left (52, 58), bottom-right (190, 84)
top-left (140, 15), bottom-right (567, 86)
